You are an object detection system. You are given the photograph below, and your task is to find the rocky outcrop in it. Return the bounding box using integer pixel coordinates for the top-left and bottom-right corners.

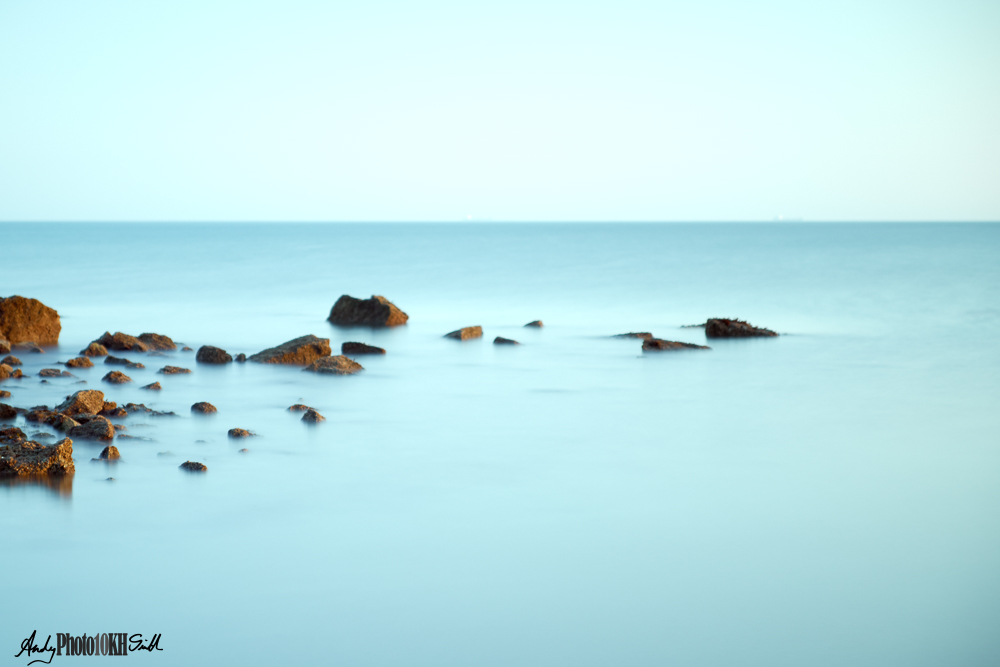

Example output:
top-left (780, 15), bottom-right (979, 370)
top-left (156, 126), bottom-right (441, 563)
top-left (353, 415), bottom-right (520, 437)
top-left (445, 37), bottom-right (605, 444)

top-left (196, 345), bottom-right (232, 364)
top-left (445, 326), bottom-right (482, 340)
top-left (613, 332), bottom-right (653, 340)
top-left (180, 461), bottom-right (207, 472)
top-left (0, 403), bottom-right (16, 420)
top-left (158, 366), bottom-right (191, 375)
top-left (39, 368), bottom-right (73, 378)
top-left (68, 415), bottom-right (115, 440)
top-left (80, 342), bottom-right (108, 357)
top-left (287, 404), bottom-right (313, 412)
top-left (704, 318), bottom-right (778, 338)
top-left (137, 333), bottom-right (176, 350)
top-left (97, 445), bottom-right (120, 461)
top-left (328, 295), bottom-right (409, 327)
top-left (250, 335), bottom-right (331, 365)
top-left (191, 402), bottom-right (217, 414)
top-left (105, 355), bottom-right (144, 369)
top-left (342, 342), bottom-right (385, 355)
top-left (494, 337), bottom-right (519, 345)
top-left (302, 355), bottom-right (363, 375)
top-left (301, 409), bottom-right (325, 423)
top-left (140, 382), bottom-right (161, 391)
top-left (0, 296), bottom-right (61, 344)
top-left (102, 371), bottom-right (132, 384)
top-left (0, 436), bottom-right (74, 475)
top-left (56, 390), bottom-right (105, 416)
top-left (641, 338), bottom-right (711, 352)
top-left (228, 428), bottom-right (254, 438)
top-left (524, 320), bottom-right (543, 328)
top-left (92, 331), bottom-right (148, 352)
top-left (2, 355), bottom-right (20, 366)
top-left (65, 357), bottom-right (93, 368)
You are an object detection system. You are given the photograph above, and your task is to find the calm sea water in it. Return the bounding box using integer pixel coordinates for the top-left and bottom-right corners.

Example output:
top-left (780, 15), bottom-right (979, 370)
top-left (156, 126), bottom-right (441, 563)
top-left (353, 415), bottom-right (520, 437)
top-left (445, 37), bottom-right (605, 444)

top-left (2, 222), bottom-right (999, 666)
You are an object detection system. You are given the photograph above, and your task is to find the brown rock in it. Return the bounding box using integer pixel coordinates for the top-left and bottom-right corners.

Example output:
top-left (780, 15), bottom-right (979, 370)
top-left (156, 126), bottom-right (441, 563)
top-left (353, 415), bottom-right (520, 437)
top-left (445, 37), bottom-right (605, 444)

top-left (92, 331), bottom-right (148, 352)
top-left (0, 338), bottom-right (8, 354)
top-left (249, 335), bottom-right (331, 365)
top-left (0, 426), bottom-right (26, 444)
top-left (80, 342), bottom-right (108, 357)
top-left (50, 414), bottom-right (80, 431)
top-left (100, 406), bottom-right (127, 418)
top-left (524, 320), bottom-right (543, 327)
top-left (341, 342), bottom-right (385, 355)
top-left (328, 294), bottom-right (409, 327)
top-left (55, 389), bottom-right (106, 416)
top-left (196, 345), bottom-right (232, 364)
top-left (301, 409), bottom-right (325, 423)
top-left (39, 368), bottom-right (73, 378)
top-left (228, 428), bottom-right (254, 438)
top-left (180, 460), bottom-right (207, 472)
top-left (0, 296), bottom-right (61, 344)
top-left (302, 355), bottom-right (363, 375)
top-left (0, 436), bottom-right (74, 475)
top-left (105, 355), bottom-right (144, 369)
top-left (0, 364), bottom-right (14, 381)
top-left (25, 408), bottom-right (55, 423)
top-left (494, 337), bottom-right (519, 345)
top-left (141, 382), bottom-right (162, 391)
top-left (445, 326), bottom-right (482, 340)
top-left (68, 415), bottom-right (115, 440)
top-left (235, 353), bottom-right (246, 363)
top-left (0, 403), bottom-right (16, 420)
top-left (182, 346), bottom-right (193, 352)
top-left (0, 390), bottom-right (10, 398)
top-left (65, 357), bottom-right (94, 368)
top-left (191, 402), bottom-right (217, 414)
top-left (2, 355), bottom-right (21, 366)
top-left (98, 445), bottom-right (121, 460)
top-left (613, 332), bottom-right (654, 340)
top-left (704, 318), bottom-right (778, 338)
top-left (102, 371), bottom-right (132, 384)
top-left (158, 366), bottom-right (191, 375)
top-left (287, 404), bottom-right (313, 412)
top-left (137, 333), bottom-right (177, 350)
top-left (641, 338), bottom-right (711, 351)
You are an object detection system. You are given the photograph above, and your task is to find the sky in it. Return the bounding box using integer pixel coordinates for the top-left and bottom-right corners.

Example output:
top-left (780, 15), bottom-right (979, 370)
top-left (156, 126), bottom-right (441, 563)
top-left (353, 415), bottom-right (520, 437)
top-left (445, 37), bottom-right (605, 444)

top-left (0, 0), bottom-right (998, 222)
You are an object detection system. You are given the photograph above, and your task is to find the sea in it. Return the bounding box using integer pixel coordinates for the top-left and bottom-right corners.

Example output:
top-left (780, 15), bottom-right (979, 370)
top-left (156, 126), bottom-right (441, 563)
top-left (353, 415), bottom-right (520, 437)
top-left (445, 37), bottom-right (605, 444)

top-left (1, 222), bottom-right (999, 666)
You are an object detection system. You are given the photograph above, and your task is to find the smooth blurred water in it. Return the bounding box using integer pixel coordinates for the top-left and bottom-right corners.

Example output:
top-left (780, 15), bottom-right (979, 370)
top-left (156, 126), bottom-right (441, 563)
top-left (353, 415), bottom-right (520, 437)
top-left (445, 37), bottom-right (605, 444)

top-left (1, 222), bottom-right (999, 666)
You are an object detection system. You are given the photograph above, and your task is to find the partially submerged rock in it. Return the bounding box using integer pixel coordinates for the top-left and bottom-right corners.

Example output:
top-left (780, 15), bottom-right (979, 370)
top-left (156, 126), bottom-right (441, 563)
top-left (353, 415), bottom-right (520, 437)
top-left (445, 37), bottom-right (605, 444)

top-left (2, 355), bottom-right (21, 366)
top-left (80, 342), bottom-right (108, 357)
top-left (65, 357), bottom-right (93, 368)
top-left (140, 382), bottom-right (162, 391)
top-left (228, 428), bottom-right (254, 438)
top-left (250, 335), bottom-right (331, 365)
top-left (92, 331), bottom-right (148, 352)
top-left (328, 295), bottom-right (409, 327)
top-left (97, 445), bottom-right (120, 461)
top-left (158, 366), bottom-right (191, 375)
top-left (179, 461), bottom-right (207, 472)
top-left (68, 415), bottom-right (115, 440)
top-left (50, 415), bottom-right (80, 432)
top-left (0, 296), bottom-right (61, 344)
top-left (0, 390), bottom-right (11, 398)
top-left (0, 436), bottom-right (74, 475)
top-left (342, 342), bottom-right (385, 355)
top-left (238, 448), bottom-right (249, 453)
top-left (122, 403), bottom-right (176, 417)
top-left (302, 355), bottom-right (363, 375)
top-left (445, 326), bottom-right (483, 340)
top-left (0, 339), bottom-right (8, 354)
top-left (704, 318), bottom-right (778, 338)
top-left (0, 364), bottom-right (15, 381)
top-left (613, 332), bottom-right (654, 340)
top-left (287, 404), bottom-right (313, 412)
top-left (641, 338), bottom-right (711, 352)
top-left (105, 355), bottom-right (144, 369)
top-left (102, 371), bottom-right (132, 384)
top-left (191, 402), bottom-right (217, 414)
top-left (182, 346), bottom-right (193, 352)
top-left (196, 345), bottom-right (232, 364)
top-left (137, 333), bottom-right (177, 350)
top-left (0, 403), bottom-right (16, 420)
top-left (301, 409), bottom-right (325, 423)
top-left (524, 320), bottom-right (543, 327)
top-left (235, 353), bottom-right (246, 363)
top-left (494, 336), bottom-right (519, 345)
top-left (39, 368), bottom-right (73, 378)
top-left (56, 390), bottom-right (105, 416)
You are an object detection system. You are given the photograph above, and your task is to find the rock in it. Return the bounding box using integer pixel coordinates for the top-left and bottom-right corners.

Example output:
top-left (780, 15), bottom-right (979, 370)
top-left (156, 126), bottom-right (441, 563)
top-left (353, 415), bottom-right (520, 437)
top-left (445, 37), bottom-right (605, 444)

top-left (238, 448), bottom-right (249, 453)
top-left (235, 353), bottom-right (246, 363)
top-left (25, 408), bottom-right (55, 423)
top-left (524, 320), bottom-right (543, 327)
top-left (328, 294), bottom-right (409, 327)
top-left (0, 404), bottom-right (16, 420)
top-left (156, 451), bottom-right (173, 456)
top-left (56, 390), bottom-right (105, 415)
top-left (181, 346), bottom-right (193, 352)
top-left (191, 402), bottom-right (217, 414)
top-left (137, 333), bottom-right (177, 350)
top-left (179, 461), bottom-right (207, 472)
top-left (0, 426), bottom-right (26, 444)
top-left (141, 382), bottom-right (162, 390)
top-left (0, 436), bottom-right (74, 475)
top-left (249, 335), bottom-right (331, 365)
top-left (65, 356), bottom-right (94, 368)
top-left (100, 406), bottom-right (128, 418)
top-left (444, 326), bottom-right (482, 340)
top-left (121, 403), bottom-right (176, 417)
top-left (704, 318), bottom-right (778, 338)
top-left (341, 342), bottom-right (385, 355)
top-left (0, 296), bottom-right (61, 344)
top-left (302, 355), bottom-right (363, 375)
top-left (158, 366), bottom-right (191, 375)
top-left (228, 428), bottom-right (254, 438)
top-left (0, 390), bottom-right (10, 398)
top-left (196, 345), bottom-right (232, 364)
top-left (613, 332), bottom-right (653, 339)
top-left (68, 415), bottom-right (115, 440)
top-left (494, 337), bottom-right (519, 345)
top-left (97, 445), bottom-right (121, 461)
top-left (641, 338), bottom-right (711, 351)
top-left (148, 351), bottom-right (168, 357)
top-left (0, 364), bottom-right (14, 381)
top-left (39, 368), bottom-right (73, 378)
top-left (92, 331), bottom-right (148, 352)
top-left (50, 415), bottom-right (80, 431)
top-left (0, 338), bottom-right (8, 354)
top-left (80, 342), bottom-right (109, 357)
top-left (102, 371), bottom-right (132, 384)
top-left (287, 404), bottom-right (313, 412)
top-left (301, 409), bottom-right (325, 423)
top-left (105, 355), bottom-right (144, 369)
top-left (2, 355), bottom-right (21, 366)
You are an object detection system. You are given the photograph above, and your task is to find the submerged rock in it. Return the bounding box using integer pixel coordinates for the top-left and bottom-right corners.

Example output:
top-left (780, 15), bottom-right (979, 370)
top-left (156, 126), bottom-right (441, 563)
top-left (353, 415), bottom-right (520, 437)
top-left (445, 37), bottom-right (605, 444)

top-left (250, 335), bottom-right (331, 365)
top-left (56, 389), bottom-right (106, 416)
top-left (158, 366), bottom-right (191, 375)
top-left (301, 409), bottom-right (325, 423)
top-left (445, 326), bottom-right (483, 340)
top-left (105, 355), bottom-right (144, 369)
top-left (102, 371), bottom-right (132, 384)
top-left (92, 331), bottom-right (148, 352)
top-left (0, 436), bottom-right (74, 475)
top-left (302, 355), bottom-right (363, 375)
top-left (613, 332), bottom-right (654, 340)
top-left (524, 320), bottom-right (543, 328)
top-left (328, 294), bottom-right (409, 327)
top-left (80, 342), bottom-right (109, 357)
top-left (137, 333), bottom-right (177, 350)
top-left (140, 382), bottom-right (162, 391)
top-left (704, 318), bottom-right (778, 338)
top-left (341, 342), bottom-right (385, 355)
top-left (287, 404), bottom-right (313, 412)
top-left (179, 461), bottom-right (207, 472)
top-left (39, 368), bottom-right (73, 378)
top-left (2, 355), bottom-right (21, 366)
top-left (0, 403), bottom-right (16, 420)
top-left (0, 296), bottom-right (61, 344)
top-left (494, 336), bottom-right (519, 345)
top-left (641, 338), bottom-right (711, 352)
top-left (196, 346), bottom-right (232, 364)
top-left (68, 415), bottom-right (115, 440)
top-left (191, 402), bottom-right (217, 414)
top-left (228, 428), bottom-right (254, 438)
top-left (97, 445), bottom-right (121, 461)
top-left (65, 356), bottom-right (94, 368)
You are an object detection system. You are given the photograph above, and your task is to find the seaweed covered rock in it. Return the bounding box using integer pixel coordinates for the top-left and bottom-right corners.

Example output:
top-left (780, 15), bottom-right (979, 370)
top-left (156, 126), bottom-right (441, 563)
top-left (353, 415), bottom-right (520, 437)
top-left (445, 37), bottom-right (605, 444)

top-left (341, 342), bottom-right (385, 355)
top-left (92, 331), bottom-right (148, 352)
top-left (80, 342), bottom-right (108, 357)
top-left (302, 355), bottom-right (363, 375)
top-left (328, 294), bottom-right (409, 327)
top-left (444, 326), bottom-right (482, 340)
top-left (179, 461), bottom-right (207, 472)
top-left (196, 345), bottom-right (232, 364)
top-left (704, 318), bottom-right (778, 338)
top-left (191, 402), bottom-right (217, 414)
top-left (102, 371), bottom-right (132, 384)
top-left (65, 357), bottom-right (93, 368)
top-left (249, 335), bottom-right (331, 365)
top-left (0, 436), bottom-right (74, 475)
top-left (0, 296), bottom-right (61, 344)
top-left (641, 338), bottom-right (711, 351)
top-left (55, 390), bottom-right (106, 416)
top-left (137, 333), bottom-right (177, 350)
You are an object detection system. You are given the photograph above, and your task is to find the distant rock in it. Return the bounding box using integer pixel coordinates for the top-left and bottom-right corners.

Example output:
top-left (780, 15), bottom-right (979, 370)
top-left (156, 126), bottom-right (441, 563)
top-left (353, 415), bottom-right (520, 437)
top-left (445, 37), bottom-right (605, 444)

top-left (341, 342), bottom-right (385, 355)
top-left (92, 331), bottom-right (148, 352)
top-left (97, 445), bottom-right (121, 461)
top-left (494, 336), bottom-right (519, 345)
top-left (235, 353), bottom-right (246, 363)
top-left (302, 355), bottom-right (363, 375)
top-left (137, 333), bottom-right (177, 350)
top-left (2, 355), bottom-right (20, 366)
top-left (287, 404), bottom-right (313, 412)
top-left (641, 338), bottom-right (711, 352)
top-left (524, 320), bottom-right (543, 328)
top-left (105, 355), bottom-right (144, 369)
top-left (68, 415), bottom-right (115, 440)
top-left (0, 436), bottom-right (74, 475)
top-left (445, 326), bottom-right (482, 340)
top-left (0, 403), bottom-right (16, 420)
top-left (196, 345), bottom-right (232, 364)
top-left (39, 368), bottom-right (73, 378)
top-left (14, 342), bottom-right (44, 353)
top-left (158, 366), bottom-right (191, 375)
top-left (141, 382), bottom-right (161, 390)
top-left (328, 294), bottom-right (409, 327)
top-left (704, 318), bottom-right (778, 338)
top-left (179, 461), bottom-right (207, 472)
top-left (122, 403), bottom-right (176, 417)
top-left (301, 409), bottom-right (325, 423)
top-left (238, 448), bottom-right (249, 453)
top-left (80, 342), bottom-right (109, 357)
top-left (613, 332), bottom-right (653, 340)
top-left (250, 335), bottom-right (331, 365)
top-left (228, 428), bottom-right (254, 438)
top-left (0, 296), bottom-right (61, 344)
top-left (65, 356), bottom-right (93, 368)
top-left (191, 402), bottom-right (217, 414)
top-left (56, 389), bottom-right (105, 416)
top-left (102, 371), bottom-right (132, 384)
top-left (100, 402), bottom-right (128, 418)
top-left (148, 351), bottom-right (168, 357)
top-left (182, 346), bottom-right (193, 352)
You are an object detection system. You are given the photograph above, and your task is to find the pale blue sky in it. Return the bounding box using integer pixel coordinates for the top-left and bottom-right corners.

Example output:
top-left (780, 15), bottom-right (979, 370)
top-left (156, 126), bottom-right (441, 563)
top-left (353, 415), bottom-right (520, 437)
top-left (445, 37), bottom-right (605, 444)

top-left (1, 0), bottom-right (997, 221)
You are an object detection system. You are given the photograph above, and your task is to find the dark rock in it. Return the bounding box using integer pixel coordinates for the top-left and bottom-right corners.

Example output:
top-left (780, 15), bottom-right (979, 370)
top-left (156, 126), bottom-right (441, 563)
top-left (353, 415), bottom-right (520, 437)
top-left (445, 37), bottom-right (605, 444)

top-left (105, 355), bottom-right (144, 369)
top-left (301, 409), bottom-right (325, 423)
top-left (141, 382), bottom-right (162, 391)
top-left (80, 342), bottom-right (109, 357)
top-left (235, 353), bottom-right (246, 363)
top-left (0, 296), bottom-right (61, 344)
top-left (100, 407), bottom-right (128, 418)
top-left (0, 436), bottom-right (74, 475)
top-left (158, 366), bottom-right (191, 375)
top-left (444, 326), bottom-right (483, 340)
top-left (65, 356), bottom-right (93, 368)
top-left (0, 404), bottom-right (16, 420)
top-left (196, 346), bottom-right (232, 364)
top-left (25, 409), bottom-right (55, 423)
top-left (228, 428), bottom-right (254, 438)
top-left (49, 414), bottom-right (80, 432)
top-left (302, 355), bottom-right (363, 375)
top-left (2, 355), bottom-right (21, 366)
top-left (191, 402), bottom-right (217, 414)
top-left (613, 332), bottom-right (654, 340)
top-left (102, 371), bottom-right (132, 384)
top-left (641, 338), bottom-right (711, 351)
top-left (0, 426), bottom-right (26, 444)
top-left (328, 294), bottom-right (409, 327)
top-left (97, 445), bottom-right (120, 461)
top-left (342, 342), bottom-right (385, 355)
top-left (704, 318), bottom-right (778, 338)
top-left (120, 403), bottom-right (176, 417)
top-left (179, 461), bottom-right (207, 472)
top-left (12, 341), bottom-right (43, 353)
top-left (137, 333), bottom-right (177, 350)
top-left (250, 335), bottom-right (331, 365)
top-left (68, 415), bottom-right (115, 440)
top-left (56, 389), bottom-right (105, 416)
top-left (524, 320), bottom-right (543, 327)
top-left (287, 404), bottom-right (313, 412)
top-left (494, 337), bottom-right (519, 345)
top-left (39, 368), bottom-right (73, 378)
top-left (92, 331), bottom-right (148, 352)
